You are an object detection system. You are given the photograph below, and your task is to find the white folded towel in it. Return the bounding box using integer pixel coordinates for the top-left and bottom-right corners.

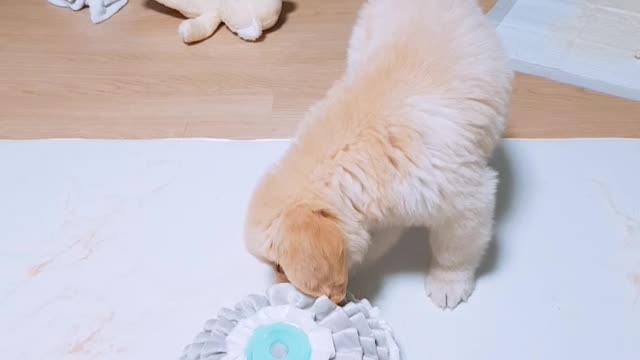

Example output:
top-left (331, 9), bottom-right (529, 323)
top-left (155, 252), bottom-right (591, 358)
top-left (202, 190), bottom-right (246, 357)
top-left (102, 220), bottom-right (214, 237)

top-left (48, 0), bottom-right (128, 24)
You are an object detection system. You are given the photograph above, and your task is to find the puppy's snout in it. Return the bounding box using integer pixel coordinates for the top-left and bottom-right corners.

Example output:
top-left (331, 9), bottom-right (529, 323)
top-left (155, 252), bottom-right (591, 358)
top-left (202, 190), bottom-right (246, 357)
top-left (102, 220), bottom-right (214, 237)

top-left (299, 283), bottom-right (346, 304)
top-left (327, 286), bottom-right (347, 304)
top-left (279, 267), bottom-right (347, 303)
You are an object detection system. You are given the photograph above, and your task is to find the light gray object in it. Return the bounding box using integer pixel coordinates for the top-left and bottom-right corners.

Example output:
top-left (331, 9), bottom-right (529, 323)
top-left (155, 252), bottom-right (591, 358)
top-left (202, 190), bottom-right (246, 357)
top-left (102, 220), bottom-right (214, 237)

top-left (48, 0), bottom-right (128, 24)
top-left (180, 283), bottom-right (401, 360)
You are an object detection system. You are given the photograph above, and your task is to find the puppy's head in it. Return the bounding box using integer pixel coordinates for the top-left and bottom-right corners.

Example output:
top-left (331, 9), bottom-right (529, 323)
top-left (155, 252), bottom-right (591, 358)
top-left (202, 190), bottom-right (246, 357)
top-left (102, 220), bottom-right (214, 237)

top-left (246, 203), bottom-right (348, 303)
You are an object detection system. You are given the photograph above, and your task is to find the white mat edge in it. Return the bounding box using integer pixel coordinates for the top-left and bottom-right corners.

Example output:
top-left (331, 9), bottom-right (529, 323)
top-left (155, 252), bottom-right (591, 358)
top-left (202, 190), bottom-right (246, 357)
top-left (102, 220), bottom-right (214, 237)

top-left (510, 59), bottom-right (640, 102)
top-left (488, 0), bottom-right (640, 102)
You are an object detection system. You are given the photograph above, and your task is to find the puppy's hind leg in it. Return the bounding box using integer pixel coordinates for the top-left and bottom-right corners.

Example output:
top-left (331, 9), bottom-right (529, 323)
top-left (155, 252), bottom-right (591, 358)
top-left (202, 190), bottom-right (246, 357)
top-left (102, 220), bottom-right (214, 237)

top-left (425, 167), bottom-right (498, 309)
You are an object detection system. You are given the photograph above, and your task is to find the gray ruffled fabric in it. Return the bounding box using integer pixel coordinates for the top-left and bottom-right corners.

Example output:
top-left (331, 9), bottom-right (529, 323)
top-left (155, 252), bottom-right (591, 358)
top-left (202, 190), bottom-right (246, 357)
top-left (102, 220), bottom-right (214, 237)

top-left (180, 283), bottom-right (400, 360)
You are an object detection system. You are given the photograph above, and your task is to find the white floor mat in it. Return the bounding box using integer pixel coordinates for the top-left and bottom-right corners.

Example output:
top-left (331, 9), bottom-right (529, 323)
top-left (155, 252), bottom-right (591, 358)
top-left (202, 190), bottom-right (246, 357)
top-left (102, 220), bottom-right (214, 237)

top-left (1, 139), bottom-right (639, 359)
top-left (490, 0), bottom-right (640, 100)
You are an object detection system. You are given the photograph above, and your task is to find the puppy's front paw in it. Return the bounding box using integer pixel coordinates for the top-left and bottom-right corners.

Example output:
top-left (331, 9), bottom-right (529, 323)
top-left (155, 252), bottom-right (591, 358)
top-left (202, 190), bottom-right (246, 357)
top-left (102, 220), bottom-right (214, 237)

top-left (424, 269), bottom-right (475, 309)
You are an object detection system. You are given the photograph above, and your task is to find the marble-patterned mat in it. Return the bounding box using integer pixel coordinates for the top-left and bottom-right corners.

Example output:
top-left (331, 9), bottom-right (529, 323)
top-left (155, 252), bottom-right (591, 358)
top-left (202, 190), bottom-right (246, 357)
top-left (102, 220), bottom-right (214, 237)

top-left (0, 139), bottom-right (639, 360)
top-left (490, 0), bottom-right (640, 101)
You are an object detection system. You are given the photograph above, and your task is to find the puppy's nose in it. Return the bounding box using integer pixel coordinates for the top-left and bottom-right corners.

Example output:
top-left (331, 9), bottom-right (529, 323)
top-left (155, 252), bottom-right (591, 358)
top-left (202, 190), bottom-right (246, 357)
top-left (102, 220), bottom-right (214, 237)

top-left (329, 292), bottom-right (346, 304)
top-left (326, 286), bottom-right (347, 304)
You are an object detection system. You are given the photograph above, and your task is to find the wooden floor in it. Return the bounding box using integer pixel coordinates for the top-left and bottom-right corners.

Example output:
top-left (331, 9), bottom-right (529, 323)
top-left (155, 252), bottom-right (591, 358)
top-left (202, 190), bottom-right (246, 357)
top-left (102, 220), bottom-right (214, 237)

top-left (0, 0), bottom-right (638, 139)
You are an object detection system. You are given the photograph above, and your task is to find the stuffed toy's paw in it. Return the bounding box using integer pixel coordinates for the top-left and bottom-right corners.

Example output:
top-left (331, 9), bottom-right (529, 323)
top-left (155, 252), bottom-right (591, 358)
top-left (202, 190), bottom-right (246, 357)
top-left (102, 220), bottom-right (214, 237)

top-left (154, 0), bottom-right (282, 43)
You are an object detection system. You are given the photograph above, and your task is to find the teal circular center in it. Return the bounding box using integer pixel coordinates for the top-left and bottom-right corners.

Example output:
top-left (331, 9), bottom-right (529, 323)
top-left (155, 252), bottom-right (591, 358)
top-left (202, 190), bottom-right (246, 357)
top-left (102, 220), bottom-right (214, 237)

top-left (245, 323), bottom-right (311, 360)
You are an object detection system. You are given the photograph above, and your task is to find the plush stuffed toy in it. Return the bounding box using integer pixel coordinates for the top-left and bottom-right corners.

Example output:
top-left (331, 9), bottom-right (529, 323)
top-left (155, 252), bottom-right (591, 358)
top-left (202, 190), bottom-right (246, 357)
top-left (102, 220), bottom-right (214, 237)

top-left (154, 0), bottom-right (283, 43)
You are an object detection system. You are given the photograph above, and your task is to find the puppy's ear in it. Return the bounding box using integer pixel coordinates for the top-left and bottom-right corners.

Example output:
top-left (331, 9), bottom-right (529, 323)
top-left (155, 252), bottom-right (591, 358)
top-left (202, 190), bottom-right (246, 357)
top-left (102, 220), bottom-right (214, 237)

top-left (277, 205), bottom-right (348, 303)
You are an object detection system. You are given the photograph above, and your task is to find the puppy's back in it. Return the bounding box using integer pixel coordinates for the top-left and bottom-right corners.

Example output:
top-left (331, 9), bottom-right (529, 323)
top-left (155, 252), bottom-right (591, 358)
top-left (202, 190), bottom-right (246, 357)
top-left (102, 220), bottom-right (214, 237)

top-left (348, 0), bottom-right (511, 93)
top-left (248, 0), bottom-right (513, 233)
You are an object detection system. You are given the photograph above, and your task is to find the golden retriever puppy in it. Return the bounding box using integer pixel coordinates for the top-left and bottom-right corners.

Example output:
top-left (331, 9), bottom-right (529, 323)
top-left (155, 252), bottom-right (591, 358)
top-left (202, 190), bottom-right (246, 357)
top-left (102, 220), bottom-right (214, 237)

top-left (244, 0), bottom-right (513, 309)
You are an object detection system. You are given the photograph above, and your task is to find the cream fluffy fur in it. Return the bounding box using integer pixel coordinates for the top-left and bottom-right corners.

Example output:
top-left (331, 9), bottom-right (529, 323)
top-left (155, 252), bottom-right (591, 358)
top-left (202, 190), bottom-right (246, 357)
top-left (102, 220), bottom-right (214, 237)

top-left (245, 0), bottom-right (513, 309)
